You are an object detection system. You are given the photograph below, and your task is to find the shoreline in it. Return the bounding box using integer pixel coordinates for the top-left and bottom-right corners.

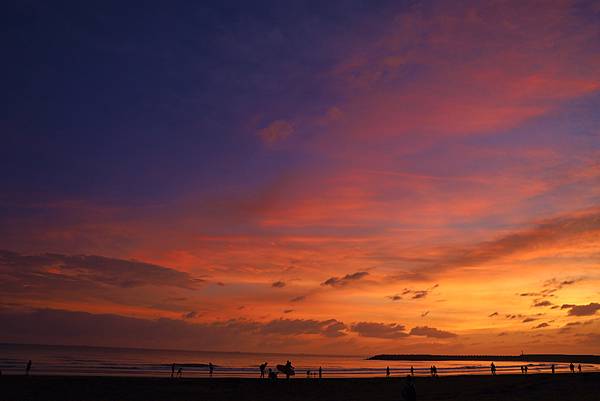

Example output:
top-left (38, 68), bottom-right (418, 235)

top-left (2, 373), bottom-right (599, 401)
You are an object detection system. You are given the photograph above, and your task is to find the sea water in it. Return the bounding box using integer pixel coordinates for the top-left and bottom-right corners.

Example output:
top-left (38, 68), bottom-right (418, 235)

top-left (1, 343), bottom-right (598, 378)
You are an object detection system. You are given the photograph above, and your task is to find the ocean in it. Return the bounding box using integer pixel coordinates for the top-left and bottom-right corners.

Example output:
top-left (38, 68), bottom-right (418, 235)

top-left (1, 343), bottom-right (598, 378)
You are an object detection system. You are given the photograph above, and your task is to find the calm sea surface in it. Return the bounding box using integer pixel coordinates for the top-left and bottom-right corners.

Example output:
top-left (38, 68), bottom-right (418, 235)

top-left (1, 343), bottom-right (598, 378)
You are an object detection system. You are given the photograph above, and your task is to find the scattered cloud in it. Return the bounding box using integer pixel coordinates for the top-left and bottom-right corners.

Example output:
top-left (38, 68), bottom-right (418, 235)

top-left (272, 281), bottom-right (286, 288)
top-left (533, 300), bottom-right (553, 308)
top-left (387, 294), bottom-right (402, 301)
top-left (290, 295), bottom-right (306, 303)
top-left (351, 322), bottom-right (408, 339)
top-left (401, 284), bottom-right (438, 299)
top-left (488, 312), bottom-right (499, 317)
top-left (409, 326), bottom-right (457, 339)
top-left (561, 303), bottom-right (600, 316)
top-left (532, 322), bottom-right (550, 329)
top-left (321, 271), bottom-right (369, 287)
top-left (0, 250), bottom-right (202, 290)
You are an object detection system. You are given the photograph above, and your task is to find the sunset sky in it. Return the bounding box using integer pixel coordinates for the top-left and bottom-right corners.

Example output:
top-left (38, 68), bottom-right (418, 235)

top-left (1, 0), bottom-right (600, 355)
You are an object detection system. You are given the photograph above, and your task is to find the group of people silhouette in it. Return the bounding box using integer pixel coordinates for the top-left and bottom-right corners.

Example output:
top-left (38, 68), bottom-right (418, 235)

top-left (569, 363), bottom-right (582, 373)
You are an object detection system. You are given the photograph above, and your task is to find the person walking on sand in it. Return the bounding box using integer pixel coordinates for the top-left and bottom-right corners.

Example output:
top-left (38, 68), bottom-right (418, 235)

top-left (551, 364), bottom-right (555, 374)
top-left (401, 375), bottom-right (416, 401)
top-left (209, 362), bottom-right (214, 377)
top-left (386, 366), bottom-right (390, 377)
top-left (176, 367), bottom-right (183, 378)
top-left (578, 364), bottom-right (582, 373)
top-left (319, 366), bottom-right (322, 379)
top-left (260, 362), bottom-right (267, 378)
top-left (433, 365), bottom-right (438, 376)
top-left (491, 362), bottom-right (496, 376)
top-left (25, 360), bottom-right (32, 376)
top-left (570, 363), bottom-right (575, 373)
top-left (410, 366), bottom-right (414, 376)
top-left (171, 363), bottom-right (175, 379)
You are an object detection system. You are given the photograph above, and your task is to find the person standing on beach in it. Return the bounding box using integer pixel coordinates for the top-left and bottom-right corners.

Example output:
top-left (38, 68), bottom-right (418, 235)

top-left (570, 363), bottom-right (575, 373)
top-left (319, 366), bottom-right (322, 379)
top-left (490, 362), bottom-right (496, 375)
top-left (209, 362), bottom-right (214, 377)
top-left (578, 364), bottom-right (582, 373)
top-left (551, 364), bottom-right (555, 374)
top-left (410, 366), bottom-right (414, 376)
top-left (176, 367), bottom-right (182, 378)
top-left (260, 362), bottom-right (267, 378)
top-left (386, 366), bottom-right (390, 377)
top-left (171, 363), bottom-right (175, 379)
top-left (25, 360), bottom-right (32, 376)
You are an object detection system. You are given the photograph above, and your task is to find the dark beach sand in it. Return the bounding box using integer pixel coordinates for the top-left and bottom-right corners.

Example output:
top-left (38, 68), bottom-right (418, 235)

top-left (2, 373), bottom-right (599, 401)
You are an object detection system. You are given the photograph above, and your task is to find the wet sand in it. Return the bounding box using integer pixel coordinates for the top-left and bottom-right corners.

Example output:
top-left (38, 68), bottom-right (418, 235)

top-left (2, 373), bottom-right (599, 401)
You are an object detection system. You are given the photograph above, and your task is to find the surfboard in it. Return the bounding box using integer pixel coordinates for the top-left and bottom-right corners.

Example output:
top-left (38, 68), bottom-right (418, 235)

top-left (276, 364), bottom-right (295, 376)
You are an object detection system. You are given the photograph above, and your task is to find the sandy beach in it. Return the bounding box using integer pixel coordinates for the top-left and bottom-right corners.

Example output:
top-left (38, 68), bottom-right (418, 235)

top-left (2, 373), bottom-right (599, 401)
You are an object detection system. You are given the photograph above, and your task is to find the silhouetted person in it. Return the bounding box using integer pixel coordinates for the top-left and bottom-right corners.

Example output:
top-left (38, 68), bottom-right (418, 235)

top-left (209, 362), bottom-right (214, 377)
top-left (433, 365), bottom-right (438, 376)
top-left (490, 362), bottom-right (496, 375)
top-left (570, 363), bottom-right (575, 373)
top-left (401, 375), bottom-right (417, 401)
top-left (319, 366), bottom-right (322, 379)
top-left (260, 362), bottom-right (268, 378)
top-left (284, 360), bottom-right (293, 379)
top-left (268, 368), bottom-right (277, 380)
top-left (551, 364), bottom-right (555, 374)
top-left (176, 367), bottom-right (183, 378)
top-left (430, 366), bottom-right (434, 377)
top-left (171, 363), bottom-right (175, 379)
top-left (524, 365), bottom-right (528, 374)
top-left (386, 366), bottom-right (390, 377)
top-left (26, 360), bottom-right (32, 376)
top-left (520, 366), bottom-right (524, 374)
top-left (410, 366), bottom-right (414, 376)
top-left (578, 364), bottom-right (582, 373)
